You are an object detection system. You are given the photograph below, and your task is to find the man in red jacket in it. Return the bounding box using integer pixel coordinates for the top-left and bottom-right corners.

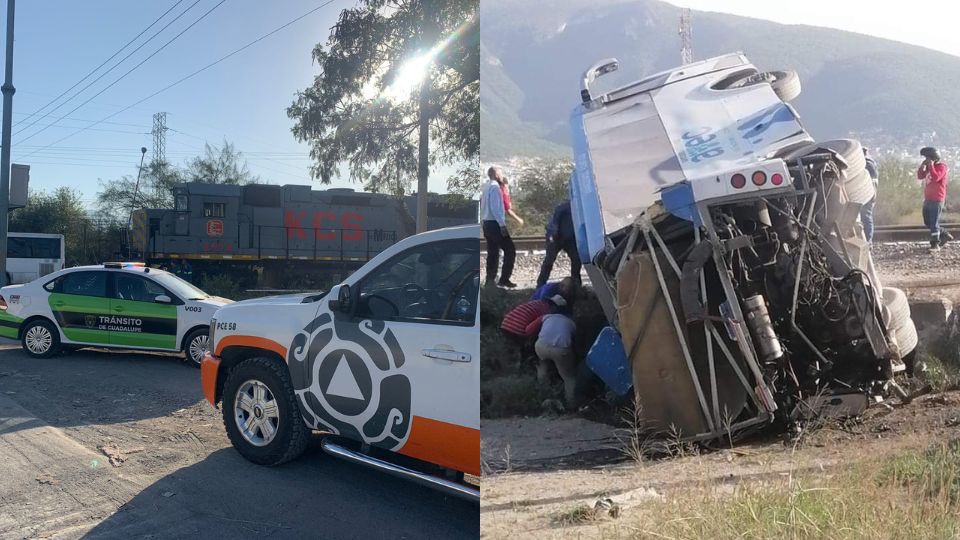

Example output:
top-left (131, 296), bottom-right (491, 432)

top-left (918, 147), bottom-right (953, 250)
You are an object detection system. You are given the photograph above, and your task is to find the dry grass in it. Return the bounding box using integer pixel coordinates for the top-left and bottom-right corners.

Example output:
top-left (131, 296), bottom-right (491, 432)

top-left (567, 441), bottom-right (960, 539)
top-left (552, 504), bottom-right (601, 527)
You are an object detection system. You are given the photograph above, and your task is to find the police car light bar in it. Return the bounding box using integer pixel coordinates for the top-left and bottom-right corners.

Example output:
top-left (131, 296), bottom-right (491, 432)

top-left (104, 262), bottom-right (146, 269)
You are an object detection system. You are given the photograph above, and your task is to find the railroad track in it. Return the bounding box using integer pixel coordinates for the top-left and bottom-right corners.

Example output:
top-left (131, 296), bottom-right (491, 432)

top-left (481, 224), bottom-right (960, 251)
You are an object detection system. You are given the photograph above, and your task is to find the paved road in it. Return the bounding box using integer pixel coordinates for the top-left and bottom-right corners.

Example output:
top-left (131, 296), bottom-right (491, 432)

top-left (0, 340), bottom-right (478, 539)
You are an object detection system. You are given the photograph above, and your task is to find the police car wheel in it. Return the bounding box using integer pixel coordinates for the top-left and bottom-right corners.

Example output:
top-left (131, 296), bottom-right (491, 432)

top-left (183, 328), bottom-right (209, 368)
top-left (21, 320), bottom-right (60, 358)
top-left (222, 357), bottom-right (310, 466)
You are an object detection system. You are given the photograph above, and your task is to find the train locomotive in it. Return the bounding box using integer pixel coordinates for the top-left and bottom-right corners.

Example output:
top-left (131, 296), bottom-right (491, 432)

top-left (132, 182), bottom-right (477, 288)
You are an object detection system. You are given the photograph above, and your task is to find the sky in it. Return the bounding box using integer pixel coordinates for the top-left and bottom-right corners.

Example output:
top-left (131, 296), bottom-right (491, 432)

top-left (665, 0), bottom-right (960, 58)
top-left (0, 0), bottom-right (454, 208)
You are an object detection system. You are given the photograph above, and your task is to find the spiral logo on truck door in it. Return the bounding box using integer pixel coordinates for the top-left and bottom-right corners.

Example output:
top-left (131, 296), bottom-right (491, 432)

top-left (287, 312), bottom-right (412, 450)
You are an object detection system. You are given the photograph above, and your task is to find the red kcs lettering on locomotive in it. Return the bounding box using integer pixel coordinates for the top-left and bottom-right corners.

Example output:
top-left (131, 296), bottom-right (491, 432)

top-left (341, 212), bottom-right (364, 241)
top-left (284, 210), bottom-right (307, 240)
top-left (312, 211), bottom-right (337, 241)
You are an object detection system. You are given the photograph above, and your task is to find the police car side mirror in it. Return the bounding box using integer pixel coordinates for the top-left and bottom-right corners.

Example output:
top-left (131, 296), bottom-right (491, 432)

top-left (155, 295), bottom-right (172, 304)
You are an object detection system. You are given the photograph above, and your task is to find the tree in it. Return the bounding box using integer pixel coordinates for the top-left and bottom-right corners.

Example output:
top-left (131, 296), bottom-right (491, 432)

top-left (510, 159), bottom-right (574, 236)
top-left (96, 140), bottom-right (256, 215)
top-left (288, 0), bottom-right (479, 229)
top-left (96, 159), bottom-right (181, 217)
top-left (446, 159), bottom-right (481, 197)
top-left (185, 141), bottom-right (259, 185)
top-left (9, 188), bottom-right (92, 264)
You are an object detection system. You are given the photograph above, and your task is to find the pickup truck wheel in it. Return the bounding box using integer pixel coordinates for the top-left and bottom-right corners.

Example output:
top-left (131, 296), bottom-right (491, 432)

top-left (222, 357), bottom-right (310, 466)
top-left (21, 319), bottom-right (60, 359)
top-left (183, 328), bottom-right (209, 368)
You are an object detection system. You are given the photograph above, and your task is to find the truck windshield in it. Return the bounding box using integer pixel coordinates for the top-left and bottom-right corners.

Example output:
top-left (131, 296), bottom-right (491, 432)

top-left (150, 271), bottom-right (209, 300)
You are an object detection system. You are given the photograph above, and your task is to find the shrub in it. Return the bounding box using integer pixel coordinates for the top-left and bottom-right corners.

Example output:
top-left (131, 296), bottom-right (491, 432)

top-left (199, 273), bottom-right (244, 300)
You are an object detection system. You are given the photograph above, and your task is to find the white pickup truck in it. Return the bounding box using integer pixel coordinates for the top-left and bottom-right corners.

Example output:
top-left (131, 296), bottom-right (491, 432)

top-left (200, 225), bottom-right (480, 501)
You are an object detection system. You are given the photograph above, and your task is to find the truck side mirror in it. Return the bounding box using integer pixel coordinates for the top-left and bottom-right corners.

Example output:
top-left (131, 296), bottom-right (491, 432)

top-left (329, 284), bottom-right (352, 314)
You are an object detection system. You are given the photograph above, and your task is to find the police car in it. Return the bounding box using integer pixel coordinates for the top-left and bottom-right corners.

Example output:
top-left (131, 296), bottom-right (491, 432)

top-left (0, 262), bottom-right (231, 365)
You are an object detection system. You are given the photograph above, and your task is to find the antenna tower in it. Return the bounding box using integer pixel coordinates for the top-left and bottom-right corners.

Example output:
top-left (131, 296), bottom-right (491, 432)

top-left (152, 112), bottom-right (167, 163)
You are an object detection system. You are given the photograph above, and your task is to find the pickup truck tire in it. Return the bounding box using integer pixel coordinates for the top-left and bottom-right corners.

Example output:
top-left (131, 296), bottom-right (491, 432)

top-left (222, 357), bottom-right (310, 466)
top-left (21, 319), bottom-right (60, 359)
top-left (727, 70), bottom-right (801, 102)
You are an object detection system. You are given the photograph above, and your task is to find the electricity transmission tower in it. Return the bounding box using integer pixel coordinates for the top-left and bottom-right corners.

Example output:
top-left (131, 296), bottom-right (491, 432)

top-left (679, 8), bottom-right (693, 65)
top-left (152, 112), bottom-right (167, 163)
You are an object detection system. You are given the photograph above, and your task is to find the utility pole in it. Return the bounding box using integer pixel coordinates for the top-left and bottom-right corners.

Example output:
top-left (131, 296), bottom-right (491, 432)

top-left (0, 0), bottom-right (16, 286)
top-left (679, 8), bottom-right (693, 65)
top-left (127, 147), bottom-right (148, 258)
top-left (415, 1), bottom-right (438, 234)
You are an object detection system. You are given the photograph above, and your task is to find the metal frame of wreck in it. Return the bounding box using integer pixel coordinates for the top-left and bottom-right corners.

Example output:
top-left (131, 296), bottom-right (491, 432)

top-left (619, 152), bottom-right (897, 442)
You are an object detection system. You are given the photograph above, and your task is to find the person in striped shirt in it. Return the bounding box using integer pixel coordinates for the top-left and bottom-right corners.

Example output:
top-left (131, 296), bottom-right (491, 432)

top-left (499, 294), bottom-right (566, 339)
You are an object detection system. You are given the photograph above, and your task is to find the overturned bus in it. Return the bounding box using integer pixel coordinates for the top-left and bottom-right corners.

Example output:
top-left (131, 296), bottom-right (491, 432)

top-left (571, 53), bottom-right (917, 441)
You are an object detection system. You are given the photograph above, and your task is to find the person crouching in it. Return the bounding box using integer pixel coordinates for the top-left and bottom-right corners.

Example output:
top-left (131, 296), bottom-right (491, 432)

top-left (533, 298), bottom-right (578, 407)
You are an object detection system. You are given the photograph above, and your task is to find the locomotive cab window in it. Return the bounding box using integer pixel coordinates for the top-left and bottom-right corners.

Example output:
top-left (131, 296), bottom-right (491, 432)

top-left (203, 202), bottom-right (226, 218)
top-left (174, 193), bottom-right (188, 211)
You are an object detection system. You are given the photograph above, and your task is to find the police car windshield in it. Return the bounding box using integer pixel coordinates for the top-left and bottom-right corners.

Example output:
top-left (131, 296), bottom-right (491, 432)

top-left (149, 271), bottom-right (209, 300)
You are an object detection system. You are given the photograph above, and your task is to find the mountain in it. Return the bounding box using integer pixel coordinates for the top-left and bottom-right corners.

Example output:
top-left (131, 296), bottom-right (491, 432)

top-left (480, 0), bottom-right (960, 160)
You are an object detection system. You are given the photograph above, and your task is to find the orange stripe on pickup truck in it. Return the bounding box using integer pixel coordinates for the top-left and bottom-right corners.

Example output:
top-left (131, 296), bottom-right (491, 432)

top-left (215, 335), bottom-right (288, 359)
top-left (399, 416), bottom-right (480, 476)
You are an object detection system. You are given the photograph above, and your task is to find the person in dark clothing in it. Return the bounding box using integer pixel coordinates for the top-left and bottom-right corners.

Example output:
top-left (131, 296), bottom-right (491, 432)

top-left (860, 148), bottom-right (879, 243)
top-left (536, 200), bottom-right (582, 287)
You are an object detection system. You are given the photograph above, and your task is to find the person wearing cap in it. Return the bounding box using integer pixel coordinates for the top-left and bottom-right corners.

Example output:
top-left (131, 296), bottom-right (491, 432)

top-left (860, 148), bottom-right (879, 243)
top-left (532, 299), bottom-right (578, 407)
top-left (917, 147), bottom-right (953, 249)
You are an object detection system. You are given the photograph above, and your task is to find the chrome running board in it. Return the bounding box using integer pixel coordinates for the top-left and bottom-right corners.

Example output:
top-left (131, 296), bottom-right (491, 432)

top-left (320, 439), bottom-right (479, 503)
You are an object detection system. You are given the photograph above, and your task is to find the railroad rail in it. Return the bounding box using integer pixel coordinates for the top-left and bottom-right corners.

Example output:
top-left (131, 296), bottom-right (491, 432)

top-left (481, 224), bottom-right (960, 252)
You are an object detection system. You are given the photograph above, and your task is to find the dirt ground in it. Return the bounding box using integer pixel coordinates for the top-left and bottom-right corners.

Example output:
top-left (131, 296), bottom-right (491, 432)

top-left (480, 241), bottom-right (960, 538)
top-left (481, 391), bottom-right (960, 538)
top-left (0, 340), bottom-right (477, 539)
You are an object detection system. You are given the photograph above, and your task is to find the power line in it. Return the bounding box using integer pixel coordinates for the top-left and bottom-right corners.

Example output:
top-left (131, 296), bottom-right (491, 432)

top-left (15, 0), bottom-right (338, 161)
top-left (14, 0), bottom-right (203, 140)
top-left (13, 0), bottom-right (186, 130)
top-left (15, 0), bottom-right (223, 145)
top-left (13, 112), bottom-right (150, 129)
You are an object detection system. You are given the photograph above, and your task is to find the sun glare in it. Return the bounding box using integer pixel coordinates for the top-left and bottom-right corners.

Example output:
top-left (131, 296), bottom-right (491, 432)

top-left (384, 53), bottom-right (432, 101)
